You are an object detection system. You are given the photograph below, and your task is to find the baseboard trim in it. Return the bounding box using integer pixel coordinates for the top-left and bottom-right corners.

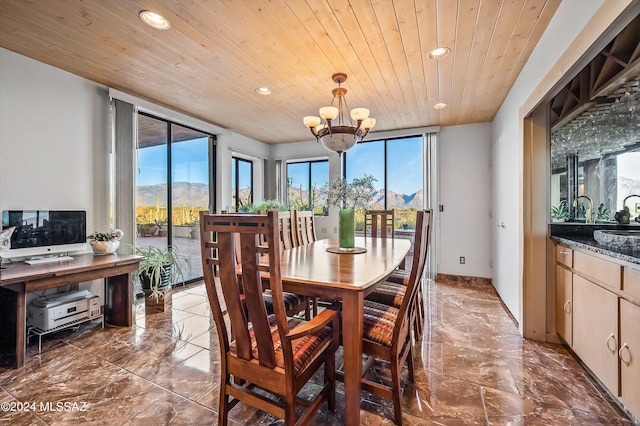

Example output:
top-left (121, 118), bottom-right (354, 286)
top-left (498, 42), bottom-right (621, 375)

top-left (435, 273), bottom-right (492, 286)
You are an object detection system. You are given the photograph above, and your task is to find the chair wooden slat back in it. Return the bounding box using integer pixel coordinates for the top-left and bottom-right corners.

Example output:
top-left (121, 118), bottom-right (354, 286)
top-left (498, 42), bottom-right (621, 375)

top-left (293, 210), bottom-right (316, 246)
top-left (365, 209), bottom-right (395, 238)
top-left (278, 210), bottom-right (295, 250)
top-left (392, 209), bottom-right (432, 344)
top-left (200, 210), bottom-right (288, 368)
top-left (200, 210), bottom-right (340, 425)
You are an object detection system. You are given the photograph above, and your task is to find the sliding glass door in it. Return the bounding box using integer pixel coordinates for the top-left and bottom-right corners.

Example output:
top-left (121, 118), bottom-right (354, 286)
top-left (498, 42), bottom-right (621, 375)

top-left (136, 113), bottom-right (215, 283)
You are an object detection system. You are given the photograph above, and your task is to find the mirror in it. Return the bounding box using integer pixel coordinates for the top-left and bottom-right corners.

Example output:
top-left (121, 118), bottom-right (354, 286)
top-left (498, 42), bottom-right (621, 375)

top-left (551, 86), bottom-right (640, 223)
top-left (550, 14), bottom-right (640, 224)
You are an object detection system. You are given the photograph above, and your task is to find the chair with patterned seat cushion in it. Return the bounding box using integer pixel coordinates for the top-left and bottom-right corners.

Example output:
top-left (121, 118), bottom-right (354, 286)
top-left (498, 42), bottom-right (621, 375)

top-left (358, 209), bottom-right (432, 425)
top-left (366, 268), bottom-right (424, 336)
top-left (223, 210), bottom-right (311, 320)
top-left (199, 210), bottom-right (341, 426)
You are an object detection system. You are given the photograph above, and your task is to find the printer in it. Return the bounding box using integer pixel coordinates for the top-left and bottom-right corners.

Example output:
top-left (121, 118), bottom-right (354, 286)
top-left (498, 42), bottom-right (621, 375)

top-left (27, 289), bottom-right (101, 331)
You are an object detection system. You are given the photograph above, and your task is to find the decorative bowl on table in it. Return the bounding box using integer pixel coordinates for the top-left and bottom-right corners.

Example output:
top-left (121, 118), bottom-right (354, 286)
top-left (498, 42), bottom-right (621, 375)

top-left (88, 229), bottom-right (124, 255)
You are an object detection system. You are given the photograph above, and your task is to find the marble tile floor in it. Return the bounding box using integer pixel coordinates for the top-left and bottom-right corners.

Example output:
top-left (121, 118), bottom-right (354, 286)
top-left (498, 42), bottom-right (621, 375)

top-left (0, 278), bottom-right (634, 425)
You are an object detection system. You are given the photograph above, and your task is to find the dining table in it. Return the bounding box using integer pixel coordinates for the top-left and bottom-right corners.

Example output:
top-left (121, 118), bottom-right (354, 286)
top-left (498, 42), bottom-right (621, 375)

top-left (279, 236), bottom-right (411, 426)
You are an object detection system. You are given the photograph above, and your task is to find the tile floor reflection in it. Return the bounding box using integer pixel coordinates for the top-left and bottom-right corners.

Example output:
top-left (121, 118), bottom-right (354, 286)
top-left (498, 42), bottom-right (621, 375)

top-left (0, 278), bottom-right (633, 425)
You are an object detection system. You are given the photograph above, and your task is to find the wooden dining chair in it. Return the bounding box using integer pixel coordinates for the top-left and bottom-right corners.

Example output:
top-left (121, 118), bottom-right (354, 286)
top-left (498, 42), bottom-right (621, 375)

top-left (293, 210), bottom-right (317, 246)
top-left (366, 208), bottom-right (427, 336)
top-left (221, 210), bottom-right (311, 320)
top-left (358, 209), bottom-right (432, 425)
top-left (365, 208), bottom-right (407, 270)
top-left (365, 209), bottom-right (395, 238)
top-left (292, 209), bottom-right (323, 315)
top-left (199, 210), bottom-right (341, 426)
top-left (278, 210), bottom-right (295, 250)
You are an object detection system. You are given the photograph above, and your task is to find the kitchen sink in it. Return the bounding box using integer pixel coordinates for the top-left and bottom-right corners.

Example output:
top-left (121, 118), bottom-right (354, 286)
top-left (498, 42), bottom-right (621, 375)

top-left (593, 230), bottom-right (640, 252)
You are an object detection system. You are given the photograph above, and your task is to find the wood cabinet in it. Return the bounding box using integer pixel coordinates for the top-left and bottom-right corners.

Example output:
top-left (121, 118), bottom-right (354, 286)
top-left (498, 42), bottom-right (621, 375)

top-left (556, 244), bottom-right (573, 267)
top-left (624, 266), bottom-right (640, 300)
top-left (555, 264), bottom-right (572, 345)
top-left (572, 274), bottom-right (619, 394)
top-left (553, 242), bottom-right (640, 420)
top-left (620, 299), bottom-right (640, 417)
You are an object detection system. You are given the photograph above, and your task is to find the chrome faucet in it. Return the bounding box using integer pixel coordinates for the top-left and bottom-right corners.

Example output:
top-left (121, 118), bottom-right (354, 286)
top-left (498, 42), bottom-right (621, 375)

top-left (623, 194), bottom-right (640, 219)
top-left (574, 196), bottom-right (594, 224)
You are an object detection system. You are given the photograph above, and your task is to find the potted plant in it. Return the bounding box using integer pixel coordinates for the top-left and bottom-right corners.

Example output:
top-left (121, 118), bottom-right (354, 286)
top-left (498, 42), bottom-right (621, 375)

top-left (138, 222), bottom-right (159, 237)
top-left (88, 229), bottom-right (123, 254)
top-left (596, 203), bottom-right (610, 222)
top-left (324, 174), bottom-right (376, 249)
top-left (184, 220), bottom-right (200, 239)
top-left (551, 201), bottom-right (569, 222)
top-left (156, 219), bottom-right (168, 237)
top-left (133, 245), bottom-right (190, 302)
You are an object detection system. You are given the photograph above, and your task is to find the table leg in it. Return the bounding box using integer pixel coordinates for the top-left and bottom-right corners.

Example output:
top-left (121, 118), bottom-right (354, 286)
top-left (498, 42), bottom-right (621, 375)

top-left (104, 273), bottom-right (133, 326)
top-left (341, 291), bottom-right (364, 426)
top-left (0, 287), bottom-right (25, 368)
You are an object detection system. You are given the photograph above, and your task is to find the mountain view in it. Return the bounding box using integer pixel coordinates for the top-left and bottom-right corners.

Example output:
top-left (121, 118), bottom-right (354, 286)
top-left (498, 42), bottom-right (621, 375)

top-left (136, 182), bottom-right (424, 211)
top-left (136, 182), bottom-right (209, 207)
top-left (289, 186), bottom-right (424, 209)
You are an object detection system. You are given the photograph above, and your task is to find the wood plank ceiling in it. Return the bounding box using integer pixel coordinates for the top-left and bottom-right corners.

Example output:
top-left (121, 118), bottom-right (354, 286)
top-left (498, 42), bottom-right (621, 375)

top-left (0, 0), bottom-right (560, 144)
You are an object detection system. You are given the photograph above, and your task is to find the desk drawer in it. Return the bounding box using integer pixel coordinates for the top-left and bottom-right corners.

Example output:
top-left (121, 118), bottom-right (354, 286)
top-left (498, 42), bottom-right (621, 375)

top-left (556, 245), bottom-right (573, 268)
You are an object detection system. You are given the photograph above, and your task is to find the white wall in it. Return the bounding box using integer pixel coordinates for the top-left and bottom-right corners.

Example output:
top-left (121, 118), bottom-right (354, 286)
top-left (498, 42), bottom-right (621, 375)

top-left (216, 133), bottom-right (271, 213)
top-left (0, 48), bottom-right (110, 231)
top-left (439, 123), bottom-right (492, 278)
top-left (491, 0), bottom-right (606, 325)
top-left (0, 47), bottom-right (110, 297)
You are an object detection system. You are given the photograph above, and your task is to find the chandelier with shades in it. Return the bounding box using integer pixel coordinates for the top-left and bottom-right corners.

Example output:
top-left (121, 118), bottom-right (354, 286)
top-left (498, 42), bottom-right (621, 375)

top-left (303, 73), bottom-right (376, 155)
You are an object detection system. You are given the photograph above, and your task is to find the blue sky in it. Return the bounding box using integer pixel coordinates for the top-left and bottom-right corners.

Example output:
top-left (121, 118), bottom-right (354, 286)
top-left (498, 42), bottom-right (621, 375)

top-left (346, 136), bottom-right (423, 194)
top-left (137, 137), bottom-right (209, 186)
top-left (138, 136), bottom-right (424, 195)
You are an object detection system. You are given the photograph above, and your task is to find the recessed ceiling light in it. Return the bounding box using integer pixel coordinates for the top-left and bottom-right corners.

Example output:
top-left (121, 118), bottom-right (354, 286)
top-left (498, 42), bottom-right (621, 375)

top-left (428, 47), bottom-right (451, 60)
top-left (433, 103), bottom-right (448, 110)
top-left (139, 11), bottom-right (171, 30)
top-left (256, 87), bottom-right (271, 95)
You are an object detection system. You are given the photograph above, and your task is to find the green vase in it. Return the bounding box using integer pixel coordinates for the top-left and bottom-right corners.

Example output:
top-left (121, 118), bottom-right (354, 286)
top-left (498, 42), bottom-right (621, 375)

top-left (338, 208), bottom-right (355, 249)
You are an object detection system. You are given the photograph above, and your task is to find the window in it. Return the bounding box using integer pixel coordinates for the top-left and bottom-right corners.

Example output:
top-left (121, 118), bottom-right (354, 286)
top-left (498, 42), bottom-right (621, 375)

top-left (136, 112), bottom-right (215, 283)
top-left (345, 136), bottom-right (423, 230)
top-left (232, 157), bottom-right (253, 211)
top-left (287, 160), bottom-right (329, 215)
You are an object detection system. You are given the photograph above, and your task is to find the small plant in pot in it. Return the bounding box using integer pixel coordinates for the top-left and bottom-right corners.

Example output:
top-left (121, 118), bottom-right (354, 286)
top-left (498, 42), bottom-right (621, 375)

top-left (134, 245), bottom-right (190, 302)
top-left (551, 201), bottom-right (569, 222)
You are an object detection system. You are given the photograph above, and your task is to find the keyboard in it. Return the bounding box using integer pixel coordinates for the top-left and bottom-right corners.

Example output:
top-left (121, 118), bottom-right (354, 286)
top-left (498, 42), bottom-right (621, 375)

top-left (25, 256), bottom-right (75, 265)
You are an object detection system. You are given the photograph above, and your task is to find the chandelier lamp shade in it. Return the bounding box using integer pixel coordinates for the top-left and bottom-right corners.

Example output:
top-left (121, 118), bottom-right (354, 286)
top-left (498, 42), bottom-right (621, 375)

top-left (303, 73), bottom-right (376, 155)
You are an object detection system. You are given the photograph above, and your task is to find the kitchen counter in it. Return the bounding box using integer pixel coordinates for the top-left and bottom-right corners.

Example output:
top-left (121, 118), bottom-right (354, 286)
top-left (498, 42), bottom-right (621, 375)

top-left (550, 223), bottom-right (640, 265)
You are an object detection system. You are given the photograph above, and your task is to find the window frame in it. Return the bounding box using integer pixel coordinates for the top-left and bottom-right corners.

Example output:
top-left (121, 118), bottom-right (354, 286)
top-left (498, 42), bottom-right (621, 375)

top-left (286, 158), bottom-right (329, 215)
top-left (343, 135), bottom-right (423, 210)
top-left (232, 156), bottom-right (253, 212)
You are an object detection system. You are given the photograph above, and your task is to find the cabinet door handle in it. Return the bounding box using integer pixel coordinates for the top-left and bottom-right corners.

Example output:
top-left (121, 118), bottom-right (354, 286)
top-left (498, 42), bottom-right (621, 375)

top-left (619, 343), bottom-right (631, 367)
top-left (563, 300), bottom-right (572, 313)
top-left (560, 250), bottom-right (569, 255)
top-left (606, 333), bottom-right (617, 354)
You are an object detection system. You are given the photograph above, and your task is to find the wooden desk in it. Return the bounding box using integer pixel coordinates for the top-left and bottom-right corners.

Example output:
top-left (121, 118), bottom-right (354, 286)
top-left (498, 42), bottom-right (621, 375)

top-left (279, 237), bottom-right (410, 426)
top-left (0, 254), bottom-right (142, 368)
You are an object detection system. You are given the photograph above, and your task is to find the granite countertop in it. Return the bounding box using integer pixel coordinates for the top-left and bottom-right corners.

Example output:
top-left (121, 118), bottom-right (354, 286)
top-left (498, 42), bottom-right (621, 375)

top-left (550, 234), bottom-right (640, 266)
